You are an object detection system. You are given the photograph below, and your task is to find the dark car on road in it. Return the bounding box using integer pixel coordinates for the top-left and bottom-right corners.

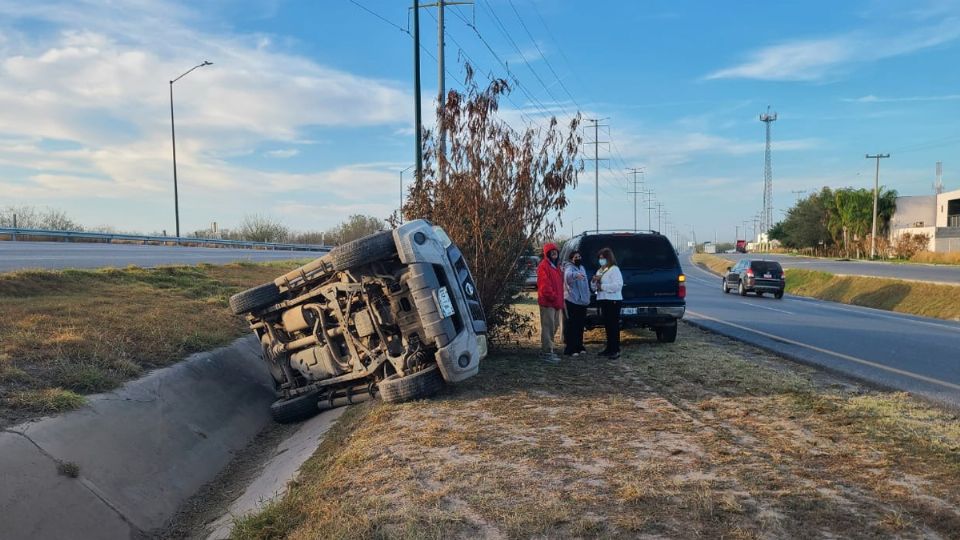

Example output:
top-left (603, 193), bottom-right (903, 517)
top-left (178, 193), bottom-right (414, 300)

top-left (560, 231), bottom-right (686, 343)
top-left (722, 259), bottom-right (785, 298)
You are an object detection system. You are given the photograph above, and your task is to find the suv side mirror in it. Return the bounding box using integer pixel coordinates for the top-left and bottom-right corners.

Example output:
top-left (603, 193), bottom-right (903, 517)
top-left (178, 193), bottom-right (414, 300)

top-left (726, 266), bottom-right (732, 271)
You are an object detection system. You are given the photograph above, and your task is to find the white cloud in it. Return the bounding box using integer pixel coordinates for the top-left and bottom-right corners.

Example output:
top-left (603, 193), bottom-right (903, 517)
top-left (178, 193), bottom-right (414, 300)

top-left (265, 149), bottom-right (299, 158)
top-left (705, 17), bottom-right (960, 81)
top-left (844, 94), bottom-right (960, 103)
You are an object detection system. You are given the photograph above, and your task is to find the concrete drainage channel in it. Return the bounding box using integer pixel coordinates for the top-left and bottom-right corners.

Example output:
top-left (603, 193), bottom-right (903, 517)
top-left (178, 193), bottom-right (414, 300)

top-left (0, 336), bottom-right (344, 539)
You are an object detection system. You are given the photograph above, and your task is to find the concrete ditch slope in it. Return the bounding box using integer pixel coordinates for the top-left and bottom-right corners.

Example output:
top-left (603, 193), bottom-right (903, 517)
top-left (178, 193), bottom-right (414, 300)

top-left (0, 335), bottom-right (276, 538)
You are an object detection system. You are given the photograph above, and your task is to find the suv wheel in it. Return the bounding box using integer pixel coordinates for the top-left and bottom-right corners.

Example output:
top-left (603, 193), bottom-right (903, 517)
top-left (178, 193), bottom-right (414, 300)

top-left (655, 321), bottom-right (678, 343)
top-left (721, 278), bottom-right (729, 293)
top-left (230, 282), bottom-right (282, 315)
top-left (329, 230), bottom-right (396, 271)
top-left (774, 290), bottom-right (784, 299)
top-left (270, 391), bottom-right (321, 424)
top-left (738, 281), bottom-right (747, 296)
top-left (378, 364), bottom-right (444, 404)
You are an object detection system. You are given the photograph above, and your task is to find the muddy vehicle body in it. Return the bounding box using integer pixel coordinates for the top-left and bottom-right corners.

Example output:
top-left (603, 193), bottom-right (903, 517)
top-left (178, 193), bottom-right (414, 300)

top-left (229, 220), bottom-right (487, 422)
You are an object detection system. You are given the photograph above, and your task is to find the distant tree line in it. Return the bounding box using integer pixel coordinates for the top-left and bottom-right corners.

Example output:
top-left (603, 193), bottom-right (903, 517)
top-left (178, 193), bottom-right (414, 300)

top-left (769, 186), bottom-right (899, 258)
top-left (2, 205), bottom-right (384, 246)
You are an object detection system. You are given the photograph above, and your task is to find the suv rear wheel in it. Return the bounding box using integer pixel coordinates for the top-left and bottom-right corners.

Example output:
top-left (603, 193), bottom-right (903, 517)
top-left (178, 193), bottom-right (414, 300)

top-left (270, 391), bottom-right (321, 424)
top-left (329, 230), bottom-right (396, 271)
top-left (738, 281), bottom-right (747, 296)
top-left (655, 321), bottom-right (678, 343)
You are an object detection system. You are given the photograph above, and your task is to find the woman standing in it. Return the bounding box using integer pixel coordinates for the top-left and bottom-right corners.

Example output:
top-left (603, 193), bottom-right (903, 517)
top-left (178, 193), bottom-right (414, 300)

top-left (591, 247), bottom-right (623, 359)
top-left (563, 251), bottom-right (589, 357)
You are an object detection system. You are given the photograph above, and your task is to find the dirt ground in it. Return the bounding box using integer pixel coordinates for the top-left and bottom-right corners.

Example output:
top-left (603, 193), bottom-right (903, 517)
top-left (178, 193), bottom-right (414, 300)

top-left (234, 308), bottom-right (960, 539)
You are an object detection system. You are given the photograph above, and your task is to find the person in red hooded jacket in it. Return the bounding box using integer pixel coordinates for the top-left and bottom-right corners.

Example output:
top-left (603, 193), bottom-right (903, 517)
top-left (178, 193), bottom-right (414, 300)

top-left (536, 242), bottom-right (564, 363)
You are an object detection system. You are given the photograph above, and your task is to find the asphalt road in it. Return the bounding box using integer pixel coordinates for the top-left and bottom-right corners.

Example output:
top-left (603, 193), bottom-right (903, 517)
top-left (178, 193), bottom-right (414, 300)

top-left (718, 253), bottom-right (960, 284)
top-left (0, 241), bottom-right (321, 272)
top-left (682, 252), bottom-right (960, 409)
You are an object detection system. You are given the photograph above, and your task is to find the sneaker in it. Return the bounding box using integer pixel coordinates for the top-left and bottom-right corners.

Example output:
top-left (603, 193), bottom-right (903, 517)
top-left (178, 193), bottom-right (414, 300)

top-left (578, 348), bottom-right (588, 355)
top-left (571, 352), bottom-right (580, 358)
top-left (541, 353), bottom-right (560, 364)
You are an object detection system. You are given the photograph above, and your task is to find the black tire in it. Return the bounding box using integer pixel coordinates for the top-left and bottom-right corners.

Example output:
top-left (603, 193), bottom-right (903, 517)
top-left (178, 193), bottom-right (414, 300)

top-left (378, 364), bottom-right (445, 404)
top-left (722, 279), bottom-right (729, 293)
top-left (270, 391), bottom-right (320, 424)
top-left (329, 230), bottom-right (396, 271)
top-left (230, 282), bottom-right (282, 315)
top-left (656, 321), bottom-right (678, 343)
top-left (775, 290), bottom-right (784, 299)
top-left (738, 281), bottom-right (747, 296)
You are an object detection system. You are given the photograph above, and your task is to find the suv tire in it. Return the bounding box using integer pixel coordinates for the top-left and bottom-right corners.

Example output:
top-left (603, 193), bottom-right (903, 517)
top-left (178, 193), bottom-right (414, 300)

top-left (270, 391), bottom-right (320, 423)
top-left (378, 364), bottom-right (444, 403)
top-left (774, 290), bottom-right (784, 299)
top-left (738, 281), bottom-right (747, 296)
top-left (230, 282), bottom-right (282, 315)
top-left (329, 230), bottom-right (396, 271)
top-left (656, 321), bottom-right (678, 343)
top-left (722, 278), bottom-right (729, 293)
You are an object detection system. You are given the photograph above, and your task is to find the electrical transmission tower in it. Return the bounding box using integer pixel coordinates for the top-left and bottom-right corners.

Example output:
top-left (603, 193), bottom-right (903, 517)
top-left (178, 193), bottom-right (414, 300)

top-left (759, 106), bottom-right (778, 237)
top-left (626, 167), bottom-right (645, 232)
top-left (583, 118), bottom-right (609, 232)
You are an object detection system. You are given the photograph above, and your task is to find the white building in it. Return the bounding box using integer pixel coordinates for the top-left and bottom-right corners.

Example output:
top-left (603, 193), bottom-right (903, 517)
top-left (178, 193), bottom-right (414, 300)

top-left (891, 189), bottom-right (960, 252)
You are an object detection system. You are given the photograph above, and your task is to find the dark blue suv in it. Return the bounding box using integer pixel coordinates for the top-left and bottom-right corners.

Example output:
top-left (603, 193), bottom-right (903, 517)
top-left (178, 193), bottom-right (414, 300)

top-left (560, 231), bottom-right (686, 342)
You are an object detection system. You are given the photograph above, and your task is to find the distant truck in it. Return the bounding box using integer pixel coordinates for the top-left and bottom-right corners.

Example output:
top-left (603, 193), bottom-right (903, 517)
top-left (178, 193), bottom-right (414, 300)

top-left (735, 240), bottom-right (748, 253)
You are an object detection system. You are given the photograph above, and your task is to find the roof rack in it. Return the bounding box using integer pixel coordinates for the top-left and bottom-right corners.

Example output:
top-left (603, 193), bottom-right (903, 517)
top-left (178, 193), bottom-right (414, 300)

top-left (572, 229), bottom-right (662, 237)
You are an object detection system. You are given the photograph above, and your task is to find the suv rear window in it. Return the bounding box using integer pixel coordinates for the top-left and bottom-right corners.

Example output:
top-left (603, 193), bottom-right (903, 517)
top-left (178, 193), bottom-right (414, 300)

top-left (750, 261), bottom-right (782, 274)
top-left (579, 235), bottom-right (678, 271)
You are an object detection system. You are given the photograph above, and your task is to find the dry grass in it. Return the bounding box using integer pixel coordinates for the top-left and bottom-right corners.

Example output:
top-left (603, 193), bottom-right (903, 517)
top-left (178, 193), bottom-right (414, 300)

top-left (0, 260), bottom-right (307, 427)
top-left (910, 251), bottom-right (960, 265)
top-left (234, 314), bottom-right (960, 539)
top-left (692, 253), bottom-right (960, 321)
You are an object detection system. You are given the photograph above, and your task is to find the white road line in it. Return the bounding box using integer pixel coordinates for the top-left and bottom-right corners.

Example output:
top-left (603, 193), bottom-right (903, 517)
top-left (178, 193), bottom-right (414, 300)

top-left (686, 309), bottom-right (960, 392)
top-left (736, 301), bottom-right (794, 315)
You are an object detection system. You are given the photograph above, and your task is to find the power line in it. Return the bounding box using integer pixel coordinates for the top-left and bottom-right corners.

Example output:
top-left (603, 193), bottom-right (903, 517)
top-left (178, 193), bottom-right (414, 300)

top-left (504, 0), bottom-right (580, 109)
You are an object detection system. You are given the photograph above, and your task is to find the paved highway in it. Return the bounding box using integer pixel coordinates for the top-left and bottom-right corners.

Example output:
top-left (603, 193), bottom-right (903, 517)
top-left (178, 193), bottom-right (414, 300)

top-left (682, 252), bottom-right (960, 409)
top-left (718, 253), bottom-right (960, 284)
top-left (0, 241), bottom-right (320, 272)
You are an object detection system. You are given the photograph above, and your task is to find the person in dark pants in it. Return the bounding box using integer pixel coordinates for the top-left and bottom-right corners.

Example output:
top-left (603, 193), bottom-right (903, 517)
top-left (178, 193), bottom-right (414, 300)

top-left (562, 250), bottom-right (589, 357)
top-left (591, 247), bottom-right (623, 359)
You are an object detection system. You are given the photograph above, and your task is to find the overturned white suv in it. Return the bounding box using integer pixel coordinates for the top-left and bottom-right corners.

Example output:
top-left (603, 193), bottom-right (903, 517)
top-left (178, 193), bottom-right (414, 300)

top-left (229, 220), bottom-right (487, 422)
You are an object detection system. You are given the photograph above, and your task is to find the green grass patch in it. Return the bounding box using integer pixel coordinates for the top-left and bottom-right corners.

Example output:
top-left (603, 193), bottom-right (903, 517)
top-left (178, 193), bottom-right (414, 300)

top-left (0, 260), bottom-right (307, 427)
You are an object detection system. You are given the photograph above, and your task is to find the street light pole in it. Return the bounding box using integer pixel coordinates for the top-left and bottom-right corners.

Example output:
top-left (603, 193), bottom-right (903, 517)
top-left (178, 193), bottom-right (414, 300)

top-left (169, 60), bottom-right (212, 239)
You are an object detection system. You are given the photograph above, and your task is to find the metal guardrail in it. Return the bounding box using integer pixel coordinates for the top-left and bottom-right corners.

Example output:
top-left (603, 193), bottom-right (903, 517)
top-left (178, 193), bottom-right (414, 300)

top-left (0, 227), bottom-right (330, 252)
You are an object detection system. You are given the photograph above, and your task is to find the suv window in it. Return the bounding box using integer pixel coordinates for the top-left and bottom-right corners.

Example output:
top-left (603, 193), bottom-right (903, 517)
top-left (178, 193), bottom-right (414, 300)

top-left (750, 261), bottom-right (782, 274)
top-left (579, 234), bottom-right (678, 271)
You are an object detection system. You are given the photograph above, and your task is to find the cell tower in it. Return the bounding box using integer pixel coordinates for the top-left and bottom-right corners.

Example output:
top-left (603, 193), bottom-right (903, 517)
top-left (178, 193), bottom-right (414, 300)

top-left (935, 161), bottom-right (944, 194)
top-left (759, 106), bottom-right (777, 237)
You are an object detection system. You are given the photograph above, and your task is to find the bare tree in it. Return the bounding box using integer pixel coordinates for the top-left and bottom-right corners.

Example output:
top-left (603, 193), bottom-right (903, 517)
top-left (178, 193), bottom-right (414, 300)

top-left (404, 66), bottom-right (581, 334)
top-left (236, 214), bottom-right (289, 243)
top-left (324, 214), bottom-right (385, 245)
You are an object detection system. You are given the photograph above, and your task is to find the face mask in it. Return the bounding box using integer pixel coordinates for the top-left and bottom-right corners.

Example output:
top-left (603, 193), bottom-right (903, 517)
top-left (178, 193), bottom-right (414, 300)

top-left (598, 258), bottom-right (608, 267)
top-left (573, 258), bottom-right (581, 265)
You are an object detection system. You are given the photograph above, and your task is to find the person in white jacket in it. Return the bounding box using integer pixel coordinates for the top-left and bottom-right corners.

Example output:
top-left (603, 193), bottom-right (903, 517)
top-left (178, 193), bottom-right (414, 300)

top-left (590, 247), bottom-right (623, 359)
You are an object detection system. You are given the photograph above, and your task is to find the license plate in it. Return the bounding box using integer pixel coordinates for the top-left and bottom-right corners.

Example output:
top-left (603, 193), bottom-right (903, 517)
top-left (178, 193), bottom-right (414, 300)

top-left (621, 307), bottom-right (638, 315)
top-left (437, 287), bottom-right (456, 318)
top-left (764, 273), bottom-right (772, 278)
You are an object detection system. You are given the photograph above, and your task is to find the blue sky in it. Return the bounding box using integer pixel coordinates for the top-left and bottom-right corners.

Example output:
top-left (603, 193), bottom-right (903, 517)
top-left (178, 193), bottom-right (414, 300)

top-left (0, 0), bottom-right (957, 242)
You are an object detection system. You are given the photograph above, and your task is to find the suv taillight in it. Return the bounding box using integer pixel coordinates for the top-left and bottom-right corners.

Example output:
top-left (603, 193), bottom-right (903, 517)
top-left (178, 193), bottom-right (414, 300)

top-left (678, 274), bottom-right (686, 299)
top-left (745, 268), bottom-right (754, 278)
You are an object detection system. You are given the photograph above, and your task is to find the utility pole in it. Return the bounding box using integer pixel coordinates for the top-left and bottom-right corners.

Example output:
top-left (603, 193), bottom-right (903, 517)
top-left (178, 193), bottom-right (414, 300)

top-left (642, 190), bottom-right (655, 230)
top-left (760, 106), bottom-right (777, 235)
top-left (413, 0), bottom-right (423, 184)
top-left (583, 118), bottom-right (609, 232)
top-left (866, 153), bottom-right (890, 258)
top-left (418, 1), bottom-right (472, 183)
top-left (791, 189), bottom-right (806, 203)
top-left (626, 167), bottom-right (645, 232)
top-left (656, 203), bottom-right (664, 232)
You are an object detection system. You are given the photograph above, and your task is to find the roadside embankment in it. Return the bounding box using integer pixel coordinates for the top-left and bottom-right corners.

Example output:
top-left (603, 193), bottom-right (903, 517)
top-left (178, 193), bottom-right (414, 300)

top-left (233, 317), bottom-right (960, 539)
top-left (692, 253), bottom-right (960, 321)
top-left (0, 261), bottom-right (305, 428)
